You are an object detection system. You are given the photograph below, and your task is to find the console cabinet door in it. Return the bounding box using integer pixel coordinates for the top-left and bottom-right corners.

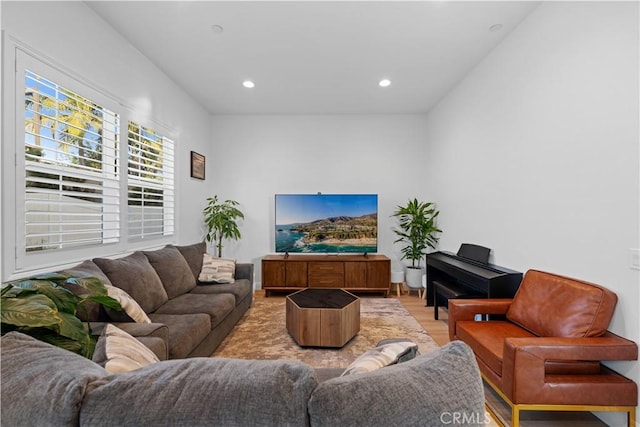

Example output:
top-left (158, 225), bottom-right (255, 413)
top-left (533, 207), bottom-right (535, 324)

top-left (262, 261), bottom-right (285, 287)
top-left (366, 262), bottom-right (390, 289)
top-left (344, 262), bottom-right (367, 287)
top-left (285, 262), bottom-right (308, 287)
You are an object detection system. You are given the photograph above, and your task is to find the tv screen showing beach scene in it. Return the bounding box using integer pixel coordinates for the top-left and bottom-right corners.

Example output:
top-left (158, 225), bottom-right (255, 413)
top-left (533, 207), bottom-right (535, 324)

top-left (275, 194), bottom-right (378, 253)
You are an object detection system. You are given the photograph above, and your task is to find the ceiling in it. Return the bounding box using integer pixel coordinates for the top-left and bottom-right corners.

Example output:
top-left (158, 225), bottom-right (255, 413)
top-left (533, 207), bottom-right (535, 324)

top-left (87, 1), bottom-right (540, 115)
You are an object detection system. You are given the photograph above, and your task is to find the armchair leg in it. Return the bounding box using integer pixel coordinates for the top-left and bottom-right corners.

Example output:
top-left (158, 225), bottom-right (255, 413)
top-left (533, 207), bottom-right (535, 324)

top-left (511, 406), bottom-right (520, 427)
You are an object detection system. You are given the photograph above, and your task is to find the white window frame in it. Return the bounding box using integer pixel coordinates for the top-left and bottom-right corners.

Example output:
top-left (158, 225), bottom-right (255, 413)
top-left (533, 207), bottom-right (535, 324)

top-left (2, 43), bottom-right (176, 280)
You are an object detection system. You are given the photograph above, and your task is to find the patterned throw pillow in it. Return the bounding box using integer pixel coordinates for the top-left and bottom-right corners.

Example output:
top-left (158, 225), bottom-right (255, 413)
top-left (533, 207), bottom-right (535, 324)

top-left (104, 285), bottom-right (152, 323)
top-left (341, 341), bottom-right (419, 376)
top-left (198, 254), bottom-right (236, 284)
top-left (93, 324), bottom-right (160, 374)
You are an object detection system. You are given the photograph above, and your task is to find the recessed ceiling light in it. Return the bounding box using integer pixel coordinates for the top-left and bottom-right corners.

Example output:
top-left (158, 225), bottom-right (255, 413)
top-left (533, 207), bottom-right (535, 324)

top-left (242, 80), bottom-right (255, 89)
top-left (211, 24), bottom-right (224, 34)
top-left (489, 24), bottom-right (503, 32)
top-left (379, 79), bottom-right (391, 88)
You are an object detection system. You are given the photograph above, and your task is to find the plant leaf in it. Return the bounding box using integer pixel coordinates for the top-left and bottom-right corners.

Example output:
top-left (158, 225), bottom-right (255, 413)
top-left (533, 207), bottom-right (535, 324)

top-left (0, 295), bottom-right (61, 328)
top-left (84, 295), bottom-right (122, 310)
top-left (64, 276), bottom-right (108, 296)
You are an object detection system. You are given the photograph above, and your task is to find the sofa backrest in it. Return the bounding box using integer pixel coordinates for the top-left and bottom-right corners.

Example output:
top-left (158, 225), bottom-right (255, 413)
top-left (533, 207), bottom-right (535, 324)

top-left (94, 252), bottom-right (169, 313)
top-left (60, 259), bottom-right (113, 322)
top-left (172, 241), bottom-right (207, 282)
top-left (1, 332), bottom-right (109, 426)
top-left (308, 341), bottom-right (485, 426)
top-left (506, 269), bottom-right (617, 337)
top-left (143, 245), bottom-right (196, 299)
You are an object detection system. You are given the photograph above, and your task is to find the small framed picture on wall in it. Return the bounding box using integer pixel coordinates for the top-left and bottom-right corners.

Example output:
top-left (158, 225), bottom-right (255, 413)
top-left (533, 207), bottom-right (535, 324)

top-left (191, 151), bottom-right (205, 180)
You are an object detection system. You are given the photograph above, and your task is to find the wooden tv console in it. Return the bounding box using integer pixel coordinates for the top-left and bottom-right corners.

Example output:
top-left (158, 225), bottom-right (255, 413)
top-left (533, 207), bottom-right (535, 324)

top-left (262, 254), bottom-right (390, 297)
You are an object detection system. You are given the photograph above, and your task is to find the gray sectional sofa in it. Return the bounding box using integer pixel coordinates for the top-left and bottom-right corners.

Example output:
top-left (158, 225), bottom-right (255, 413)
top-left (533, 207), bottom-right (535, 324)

top-left (63, 241), bottom-right (253, 359)
top-left (1, 332), bottom-right (486, 427)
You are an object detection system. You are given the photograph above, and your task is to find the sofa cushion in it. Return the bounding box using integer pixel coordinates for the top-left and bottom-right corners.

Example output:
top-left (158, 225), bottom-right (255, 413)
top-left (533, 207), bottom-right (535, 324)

top-left (104, 285), bottom-right (151, 323)
top-left (341, 341), bottom-right (419, 376)
top-left (154, 293), bottom-right (235, 330)
top-left (189, 278), bottom-right (252, 304)
top-left (92, 324), bottom-right (160, 374)
top-left (1, 332), bottom-right (108, 427)
top-left (81, 358), bottom-right (318, 426)
top-left (199, 254), bottom-right (236, 283)
top-left (143, 245), bottom-right (196, 298)
top-left (456, 320), bottom-right (534, 376)
top-left (308, 341), bottom-right (485, 427)
top-left (148, 313), bottom-right (211, 359)
top-left (506, 270), bottom-right (618, 337)
top-left (94, 252), bottom-right (169, 314)
top-left (172, 242), bottom-right (207, 281)
top-left (60, 260), bottom-right (113, 322)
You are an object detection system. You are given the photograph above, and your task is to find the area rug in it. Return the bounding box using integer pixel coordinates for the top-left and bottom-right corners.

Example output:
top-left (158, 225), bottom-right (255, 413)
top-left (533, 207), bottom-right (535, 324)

top-left (212, 296), bottom-right (439, 368)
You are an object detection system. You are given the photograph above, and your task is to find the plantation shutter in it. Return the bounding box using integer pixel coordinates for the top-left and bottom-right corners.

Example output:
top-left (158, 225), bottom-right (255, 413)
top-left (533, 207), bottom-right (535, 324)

top-left (127, 121), bottom-right (175, 241)
top-left (23, 70), bottom-right (120, 252)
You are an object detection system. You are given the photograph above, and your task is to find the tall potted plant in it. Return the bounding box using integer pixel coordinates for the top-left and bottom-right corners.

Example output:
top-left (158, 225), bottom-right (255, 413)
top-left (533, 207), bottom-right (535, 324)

top-left (392, 198), bottom-right (442, 287)
top-left (1, 273), bottom-right (121, 358)
top-left (203, 195), bottom-right (244, 257)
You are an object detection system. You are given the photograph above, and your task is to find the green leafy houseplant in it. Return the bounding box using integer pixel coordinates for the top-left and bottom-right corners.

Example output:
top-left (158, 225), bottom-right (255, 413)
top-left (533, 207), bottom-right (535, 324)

top-left (392, 198), bottom-right (442, 268)
top-left (1, 273), bottom-right (121, 358)
top-left (203, 195), bottom-right (245, 257)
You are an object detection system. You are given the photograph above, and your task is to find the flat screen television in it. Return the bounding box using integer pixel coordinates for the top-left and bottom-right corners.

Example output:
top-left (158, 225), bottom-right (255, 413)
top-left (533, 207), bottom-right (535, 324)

top-left (275, 194), bottom-right (378, 254)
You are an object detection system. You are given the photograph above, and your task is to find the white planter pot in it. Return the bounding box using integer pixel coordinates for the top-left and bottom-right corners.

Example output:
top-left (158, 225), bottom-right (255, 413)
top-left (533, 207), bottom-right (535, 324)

top-left (405, 266), bottom-right (425, 289)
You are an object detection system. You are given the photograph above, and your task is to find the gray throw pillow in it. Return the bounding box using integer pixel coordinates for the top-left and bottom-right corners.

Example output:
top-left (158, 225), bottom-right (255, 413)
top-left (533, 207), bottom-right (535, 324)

top-left (1, 332), bottom-right (107, 427)
top-left (93, 252), bottom-right (168, 313)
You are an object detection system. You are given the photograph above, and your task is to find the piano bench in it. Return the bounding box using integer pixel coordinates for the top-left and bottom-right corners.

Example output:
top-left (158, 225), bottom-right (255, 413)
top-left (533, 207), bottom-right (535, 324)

top-left (433, 280), bottom-right (481, 320)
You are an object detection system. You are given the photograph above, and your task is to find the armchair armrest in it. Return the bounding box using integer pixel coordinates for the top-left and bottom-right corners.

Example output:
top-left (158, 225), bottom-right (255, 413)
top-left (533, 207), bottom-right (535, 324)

top-left (448, 298), bottom-right (513, 341)
top-left (504, 332), bottom-right (639, 363)
top-left (501, 332), bottom-right (638, 403)
top-left (235, 262), bottom-right (254, 282)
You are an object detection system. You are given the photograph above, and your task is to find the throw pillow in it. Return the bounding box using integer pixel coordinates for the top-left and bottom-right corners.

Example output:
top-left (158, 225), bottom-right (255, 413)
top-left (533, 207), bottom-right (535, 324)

top-left (104, 285), bottom-right (152, 323)
top-left (376, 338), bottom-right (420, 363)
top-left (341, 341), bottom-right (419, 376)
top-left (198, 254), bottom-right (236, 284)
top-left (93, 324), bottom-right (160, 374)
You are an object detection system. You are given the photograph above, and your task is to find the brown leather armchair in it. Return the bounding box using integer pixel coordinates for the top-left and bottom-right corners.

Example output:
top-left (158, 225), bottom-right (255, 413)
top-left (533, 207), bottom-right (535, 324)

top-left (448, 269), bottom-right (638, 427)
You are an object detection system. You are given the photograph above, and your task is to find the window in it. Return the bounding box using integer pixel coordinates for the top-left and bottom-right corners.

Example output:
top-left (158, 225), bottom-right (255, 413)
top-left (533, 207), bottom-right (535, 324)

top-left (23, 70), bottom-right (120, 252)
top-left (11, 50), bottom-right (176, 275)
top-left (127, 121), bottom-right (175, 241)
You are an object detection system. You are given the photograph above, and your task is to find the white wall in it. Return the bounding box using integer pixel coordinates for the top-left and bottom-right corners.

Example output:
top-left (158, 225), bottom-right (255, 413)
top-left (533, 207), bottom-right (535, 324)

top-left (209, 114), bottom-right (431, 279)
top-left (423, 2), bottom-right (639, 424)
top-left (1, 1), bottom-right (211, 278)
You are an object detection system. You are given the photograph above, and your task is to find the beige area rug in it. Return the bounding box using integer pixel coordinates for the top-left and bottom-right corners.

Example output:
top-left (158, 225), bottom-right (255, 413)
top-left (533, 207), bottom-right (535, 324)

top-left (212, 296), bottom-right (439, 368)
